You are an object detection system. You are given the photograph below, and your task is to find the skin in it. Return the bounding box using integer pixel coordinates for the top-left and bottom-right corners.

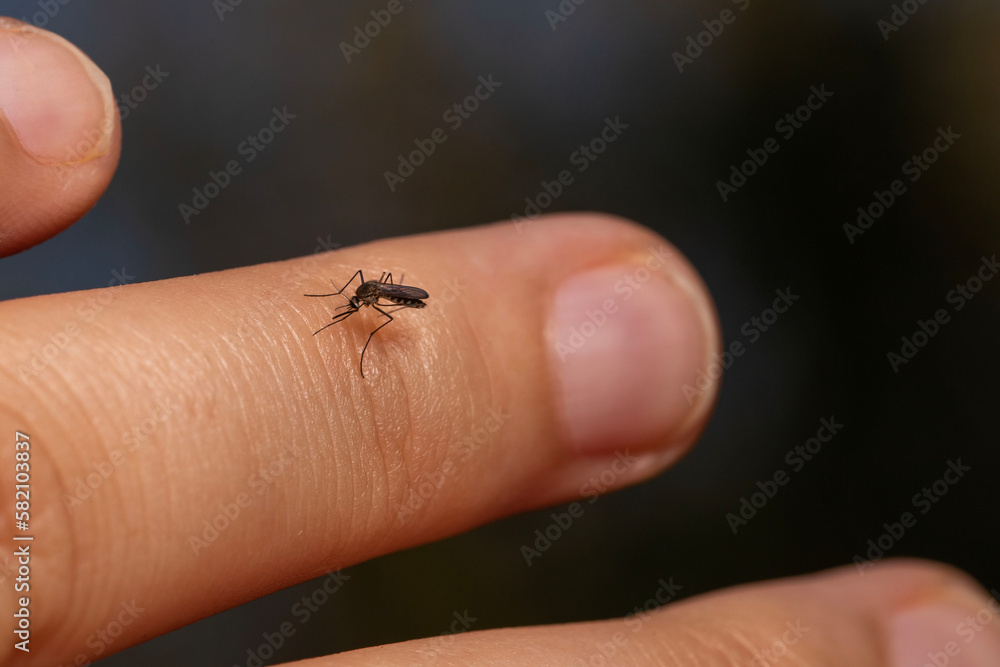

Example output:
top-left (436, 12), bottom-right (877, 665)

top-left (1, 18), bottom-right (999, 667)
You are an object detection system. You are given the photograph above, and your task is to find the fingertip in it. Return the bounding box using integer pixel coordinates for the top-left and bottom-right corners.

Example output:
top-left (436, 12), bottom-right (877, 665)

top-left (0, 17), bottom-right (120, 256)
top-left (536, 214), bottom-right (722, 460)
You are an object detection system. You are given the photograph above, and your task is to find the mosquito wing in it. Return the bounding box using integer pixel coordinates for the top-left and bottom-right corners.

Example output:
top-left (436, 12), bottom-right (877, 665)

top-left (379, 284), bottom-right (429, 300)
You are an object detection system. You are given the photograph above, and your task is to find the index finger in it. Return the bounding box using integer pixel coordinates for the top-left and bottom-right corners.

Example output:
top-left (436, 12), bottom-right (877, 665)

top-left (0, 214), bottom-right (719, 665)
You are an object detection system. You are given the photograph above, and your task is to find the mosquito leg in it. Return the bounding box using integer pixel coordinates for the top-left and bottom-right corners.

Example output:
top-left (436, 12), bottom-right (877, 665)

top-left (312, 307), bottom-right (358, 335)
top-left (336, 270), bottom-right (363, 295)
top-left (304, 269), bottom-right (363, 298)
top-left (382, 273), bottom-right (406, 286)
top-left (331, 305), bottom-right (360, 319)
top-left (358, 305), bottom-right (398, 378)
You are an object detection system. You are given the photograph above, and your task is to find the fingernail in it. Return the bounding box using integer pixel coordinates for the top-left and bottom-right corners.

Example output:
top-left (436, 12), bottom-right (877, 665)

top-left (890, 593), bottom-right (1000, 667)
top-left (0, 18), bottom-right (114, 164)
top-left (547, 253), bottom-right (716, 455)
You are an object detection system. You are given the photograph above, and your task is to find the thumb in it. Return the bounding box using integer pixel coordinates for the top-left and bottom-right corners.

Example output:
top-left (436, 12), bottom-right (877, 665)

top-left (313, 561), bottom-right (1000, 666)
top-left (0, 17), bottom-right (120, 257)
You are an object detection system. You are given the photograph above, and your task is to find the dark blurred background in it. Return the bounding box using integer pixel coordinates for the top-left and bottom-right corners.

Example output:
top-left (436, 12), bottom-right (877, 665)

top-left (1, 0), bottom-right (998, 664)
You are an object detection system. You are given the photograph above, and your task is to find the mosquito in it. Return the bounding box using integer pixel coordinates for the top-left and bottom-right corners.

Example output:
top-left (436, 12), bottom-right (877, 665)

top-left (305, 270), bottom-right (429, 378)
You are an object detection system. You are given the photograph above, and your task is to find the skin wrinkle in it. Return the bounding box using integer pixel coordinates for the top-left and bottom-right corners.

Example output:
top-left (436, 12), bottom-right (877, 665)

top-left (367, 366), bottom-right (426, 543)
top-left (659, 639), bottom-right (683, 667)
top-left (356, 375), bottom-right (398, 540)
top-left (328, 378), bottom-right (360, 559)
top-left (90, 400), bottom-right (141, 639)
top-left (660, 626), bottom-right (749, 667)
top-left (309, 356), bottom-right (348, 560)
top-left (416, 265), bottom-right (509, 512)
top-left (245, 343), bottom-right (298, 526)
top-left (220, 336), bottom-right (260, 495)
top-left (315, 376), bottom-right (350, 561)
top-left (461, 299), bottom-right (500, 457)
top-left (64, 328), bottom-right (173, 633)
top-left (727, 626), bottom-right (782, 666)
top-left (391, 352), bottom-right (430, 466)
top-left (394, 325), bottom-right (419, 533)
top-left (351, 439), bottom-right (373, 566)
top-left (272, 333), bottom-right (328, 487)
top-left (365, 423), bottom-right (399, 557)
top-left (392, 400), bottom-right (451, 536)
top-left (297, 306), bottom-right (382, 563)
top-left (662, 600), bottom-right (826, 667)
top-left (253, 329), bottom-right (297, 424)
top-left (167, 321), bottom-right (273, 560)
top-left (308, 278), bottom-right (449, 543)
top-left (371, 405), bottom-right (412, 550)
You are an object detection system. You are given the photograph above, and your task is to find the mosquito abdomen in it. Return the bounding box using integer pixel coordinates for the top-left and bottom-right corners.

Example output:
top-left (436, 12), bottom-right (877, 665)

top-left (386, 296), bottom-right (427, 308)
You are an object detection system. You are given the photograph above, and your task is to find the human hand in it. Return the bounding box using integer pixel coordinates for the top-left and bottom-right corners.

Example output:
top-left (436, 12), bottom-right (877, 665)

top-left (2, 18), bottom-right (999, 667)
